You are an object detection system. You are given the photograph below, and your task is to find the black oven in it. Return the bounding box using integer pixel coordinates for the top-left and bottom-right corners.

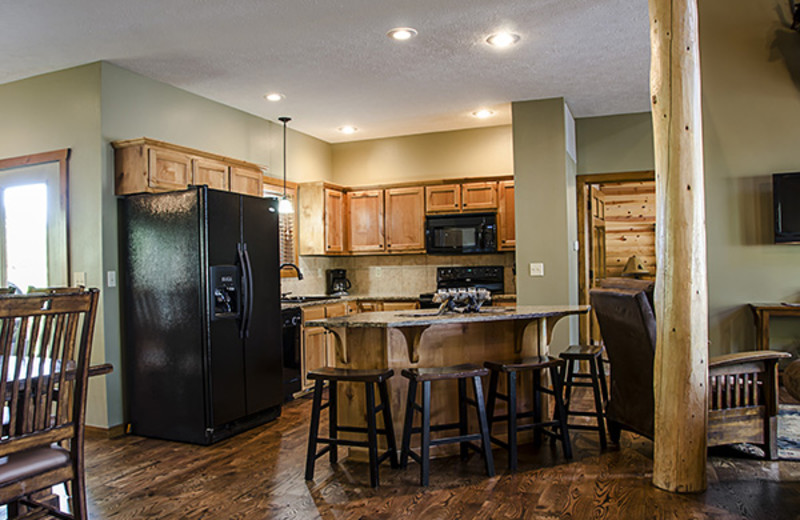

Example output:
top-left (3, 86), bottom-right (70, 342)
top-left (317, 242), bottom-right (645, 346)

top-left (425, 213), bottom-right (497, 254)
top-left (281, 307), bottom-right (302, 402)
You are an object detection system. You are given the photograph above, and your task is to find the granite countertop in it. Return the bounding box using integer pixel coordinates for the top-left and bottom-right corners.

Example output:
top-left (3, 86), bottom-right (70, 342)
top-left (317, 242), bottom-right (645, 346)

top-left (306, 304), bottom-right (589, 329)
top-left (280, 295), bottom-right (419, 310)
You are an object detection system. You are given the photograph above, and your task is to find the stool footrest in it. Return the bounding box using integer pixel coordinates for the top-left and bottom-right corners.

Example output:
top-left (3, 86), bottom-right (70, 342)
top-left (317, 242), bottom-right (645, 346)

top-left (430, 433), bottom-right (482, 447)
top-left (566, 411), bottom-right (603, 418)
top-left (516, 420), bottom-right (561, 433)
top-left (564, 381), bottom-right (595, 388)
top-left (567, 423), bottom-right (604, 431)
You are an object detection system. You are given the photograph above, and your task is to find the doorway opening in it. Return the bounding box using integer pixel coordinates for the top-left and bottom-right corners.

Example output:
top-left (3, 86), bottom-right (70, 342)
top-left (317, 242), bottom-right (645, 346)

top-left (577, 171), bottom-right (655, 344)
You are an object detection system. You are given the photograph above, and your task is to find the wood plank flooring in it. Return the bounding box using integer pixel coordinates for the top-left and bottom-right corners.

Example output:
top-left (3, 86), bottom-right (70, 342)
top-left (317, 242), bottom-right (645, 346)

top-left (72, 392), bottom-right (800, 520)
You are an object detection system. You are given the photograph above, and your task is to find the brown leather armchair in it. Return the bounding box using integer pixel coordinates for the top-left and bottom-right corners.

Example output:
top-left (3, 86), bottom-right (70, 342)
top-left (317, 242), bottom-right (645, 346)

top-left (591, 281), bottom-right (789, 459)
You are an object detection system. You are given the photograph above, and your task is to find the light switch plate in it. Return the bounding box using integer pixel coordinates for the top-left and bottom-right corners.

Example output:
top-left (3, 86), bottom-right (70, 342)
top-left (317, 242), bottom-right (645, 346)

top-left (73, 272), bottom-right (86, 287)
top-left (529, 262), bottom-right (544, 277)
top-left (107, 271), bottom-right (117, 288)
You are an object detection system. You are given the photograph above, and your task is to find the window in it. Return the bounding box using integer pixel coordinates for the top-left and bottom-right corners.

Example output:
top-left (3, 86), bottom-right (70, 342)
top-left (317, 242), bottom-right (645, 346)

top-left (263, 178), bottom-right (299, 277)
top-left (0, 150), bottom-right (70, 291)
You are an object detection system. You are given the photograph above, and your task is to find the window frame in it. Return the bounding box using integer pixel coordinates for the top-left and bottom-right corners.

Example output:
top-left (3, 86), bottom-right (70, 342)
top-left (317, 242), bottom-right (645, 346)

top-left (262, 176), bottom-right (299, 278)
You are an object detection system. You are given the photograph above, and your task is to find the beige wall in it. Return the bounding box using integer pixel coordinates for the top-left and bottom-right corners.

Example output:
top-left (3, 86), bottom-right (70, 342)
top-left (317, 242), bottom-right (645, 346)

top-left (0, 64), bottom-right (110, 426)
top-left (512, 98), bottom-right (578, 352)
top-left (701, 0), bottom-right (800, 356)
top-left (331, 125), bottom-right (512, 185)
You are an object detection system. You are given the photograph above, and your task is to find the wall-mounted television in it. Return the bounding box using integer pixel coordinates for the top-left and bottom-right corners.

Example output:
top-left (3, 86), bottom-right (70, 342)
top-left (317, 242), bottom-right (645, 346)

top-left (773, 172), bottom-right (800, 244)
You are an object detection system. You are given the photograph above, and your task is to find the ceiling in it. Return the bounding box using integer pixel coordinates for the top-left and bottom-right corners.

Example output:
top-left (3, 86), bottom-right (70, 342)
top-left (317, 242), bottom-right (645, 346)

top-left (0, 0), bottom-right (652, 143)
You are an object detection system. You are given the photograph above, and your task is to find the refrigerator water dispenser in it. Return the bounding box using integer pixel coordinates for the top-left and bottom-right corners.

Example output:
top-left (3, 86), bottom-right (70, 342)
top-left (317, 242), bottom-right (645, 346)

top-left (210, 265), bottom-right (240, 320)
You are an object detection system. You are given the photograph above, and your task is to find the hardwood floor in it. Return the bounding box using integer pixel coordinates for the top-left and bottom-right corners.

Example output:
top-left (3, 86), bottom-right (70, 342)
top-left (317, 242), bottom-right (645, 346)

top-left (74, 392), bottom-right (800, 520)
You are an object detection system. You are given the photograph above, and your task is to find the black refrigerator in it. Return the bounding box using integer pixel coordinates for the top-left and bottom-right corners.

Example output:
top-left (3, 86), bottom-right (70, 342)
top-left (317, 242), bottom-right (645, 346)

top-left (120, 186), bottom-right (282, 445)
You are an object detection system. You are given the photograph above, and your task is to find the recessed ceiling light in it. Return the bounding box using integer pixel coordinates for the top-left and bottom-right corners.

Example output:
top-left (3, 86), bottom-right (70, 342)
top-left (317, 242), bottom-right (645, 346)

top-left (339, 126), bottom-right (358, 134)
top-left (264, 93), bottom-right (284, 102)
top-left (387, 27), bottom-right (418, 41)
top-left (486, 31), bottom-right (520, 48)
top-left (472, 109), bottom-right (495, 119)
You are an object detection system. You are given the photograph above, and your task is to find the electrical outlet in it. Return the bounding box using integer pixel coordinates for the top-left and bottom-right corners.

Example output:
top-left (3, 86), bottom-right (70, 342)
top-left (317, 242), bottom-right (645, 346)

top-left (374, 267), bottom-right (382, 278)
top-left (73, 272), bottom-right (86, 287)
top-left (107, 271), bottom-right (117, 288)
top-left (529, 262), bottom-right (544, 277)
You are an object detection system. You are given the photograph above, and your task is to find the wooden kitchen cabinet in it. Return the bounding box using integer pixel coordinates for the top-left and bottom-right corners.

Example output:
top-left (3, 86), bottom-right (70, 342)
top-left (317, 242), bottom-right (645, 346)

top-left (497, 180), bottom-right (515, 250)
top-left (425, 184), bottom-right (461, 213)
top-left (113, 138), bottom-right (265, 197)
top-left (301, 302), bottom-right (351, 390)
top-left (347, 190), bottom-right (385, 253)
top-left (230, 165), bottom-right (263, 196)
top-left (192, 157), bottom-right (229, 191)
top-left (461, 181), bottom-right (498, 212)
top-left (385, 187), bottom-right (425, 252)
top-left (298, 182), bottom-right (347, 255)
top-left (382, 301), bottom-right (420, 311)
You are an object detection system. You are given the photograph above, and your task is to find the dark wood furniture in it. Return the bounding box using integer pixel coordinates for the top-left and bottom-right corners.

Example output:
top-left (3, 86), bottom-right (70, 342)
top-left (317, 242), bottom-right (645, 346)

top-left (305, 367), bottom-right (398, 488)
top-left (0, 289), bottom-right (100, 519)
top-left (560, 344), bottom-right (609, 449)
top-left (399, 364), bottom-right (494, 486)
top-left (749, 303), bottom-right (800, 351)
top-left (484, 356), bottom-right (572, 471)
top-left (591, 285), bottom-right (790, 459)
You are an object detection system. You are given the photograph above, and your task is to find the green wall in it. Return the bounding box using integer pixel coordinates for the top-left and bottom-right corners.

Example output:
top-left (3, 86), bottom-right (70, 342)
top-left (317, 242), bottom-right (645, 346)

top-left (0, 63), bottom-right (110, 425)
top-left (512, 98), bottom-right (579, 351)
top-left (701, 0), bottom-right (800, 356)
top-left (576, 112), bottom-right (654, 175)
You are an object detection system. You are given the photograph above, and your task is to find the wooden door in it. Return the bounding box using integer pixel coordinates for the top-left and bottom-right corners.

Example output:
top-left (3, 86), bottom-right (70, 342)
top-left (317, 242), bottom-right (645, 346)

top-left (147, 147), bottom-right (192, 191)
top-left (192, 158), bottom-right (229, 191)
top-left (230, 166), bottom-right (263, 196)
top-left (497, 180), bottom-right (515, 251)
top-left (461, 181), bottom-right (498, 212)
top-left (589, 185), bottom-right (606, 344)
top-left (347, 190), bottom-right (385, 253)
top-left (325, 188), bottom-right (345, 253)
top-left (385, 187), bottom-right (425, 252)
top-left (425, 184), bottom-right (460, 213)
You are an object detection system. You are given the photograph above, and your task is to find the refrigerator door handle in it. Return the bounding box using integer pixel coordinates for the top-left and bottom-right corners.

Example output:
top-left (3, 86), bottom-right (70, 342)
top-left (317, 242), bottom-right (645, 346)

top-left (242, 243), bottom-right (255, 338)
top-left (237, 242), bottom-right (249, 339)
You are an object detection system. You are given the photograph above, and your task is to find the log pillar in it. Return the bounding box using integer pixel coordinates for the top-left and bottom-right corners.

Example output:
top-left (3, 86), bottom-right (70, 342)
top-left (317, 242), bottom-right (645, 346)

top-left (649, 0), bottom-right (709, 492)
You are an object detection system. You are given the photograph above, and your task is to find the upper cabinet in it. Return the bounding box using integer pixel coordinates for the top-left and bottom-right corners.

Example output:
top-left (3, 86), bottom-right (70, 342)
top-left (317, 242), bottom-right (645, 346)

top-left (425, 184), bottom-right (461, 213)
top-left (497, 180), bottom-right (515, 251)
top-left (113, 138), bottom-right (265, 197)
top-left (347, 190), bottom-right (385, 253)
top-left (385, 187), bottom-right (425, 253)
top-left (425, 181), bottom-right (498, 214)
top-left (298, 182), bottom-right (346, 255)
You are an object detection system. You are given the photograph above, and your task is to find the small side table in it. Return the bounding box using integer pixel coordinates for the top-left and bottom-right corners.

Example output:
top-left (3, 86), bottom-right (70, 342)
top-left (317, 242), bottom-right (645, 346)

top-left (749, 303), bottom-right (800, 351)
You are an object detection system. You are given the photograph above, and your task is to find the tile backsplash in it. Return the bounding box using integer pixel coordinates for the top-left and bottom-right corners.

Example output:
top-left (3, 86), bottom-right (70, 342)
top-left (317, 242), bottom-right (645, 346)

top-left (280, 253), bottom-right (516, 297)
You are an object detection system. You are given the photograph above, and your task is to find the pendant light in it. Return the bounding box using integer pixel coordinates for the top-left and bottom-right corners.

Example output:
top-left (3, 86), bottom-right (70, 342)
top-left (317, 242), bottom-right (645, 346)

top-left (278, 116), bottom-right (294, 214)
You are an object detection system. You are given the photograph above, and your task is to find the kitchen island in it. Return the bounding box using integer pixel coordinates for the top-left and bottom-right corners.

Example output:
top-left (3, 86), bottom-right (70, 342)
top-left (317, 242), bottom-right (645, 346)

top-left (306, 304), bottom-right (589, 458)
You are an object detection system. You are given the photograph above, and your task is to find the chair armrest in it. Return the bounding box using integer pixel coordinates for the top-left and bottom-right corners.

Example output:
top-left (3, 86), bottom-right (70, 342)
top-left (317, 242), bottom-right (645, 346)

top-left (709, 351), bottom-right (790, 370)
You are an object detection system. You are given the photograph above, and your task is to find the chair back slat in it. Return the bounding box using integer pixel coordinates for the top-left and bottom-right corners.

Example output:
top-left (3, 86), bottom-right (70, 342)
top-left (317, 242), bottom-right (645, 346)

top-left (0, 290), bottom-right (99, 447)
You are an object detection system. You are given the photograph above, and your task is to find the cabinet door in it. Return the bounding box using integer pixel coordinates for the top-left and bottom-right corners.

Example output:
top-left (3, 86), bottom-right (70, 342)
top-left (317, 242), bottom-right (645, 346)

top-left (461, 181), bottom-right (498, 211)
top-left (382, 301), bottom-right (419, 311)
top-left (147, 147), bottom-right (192, 191)
top-left (347, 190), bottom-right (385, 253)
top-left (497, 180), bottom-right (515, 251)
top-left (425, 184), bottom-right (461, 214)
top-left (230, 166), bottom-right (263, 196)
top-left (358, 301), bottom-right (382, 313)
top-left (385, 187), bottom-right (425, 252)
top-left (325, 189), bottom-right (345, 253)
top-left (302, 327), bottom-right (327, 389)
top-left (192, 158), bottom-right (229, 191)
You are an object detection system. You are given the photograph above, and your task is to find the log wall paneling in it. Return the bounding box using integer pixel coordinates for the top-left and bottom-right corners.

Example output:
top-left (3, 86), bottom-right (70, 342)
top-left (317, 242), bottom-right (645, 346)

top-left (602, 181), bottom-right (656, 278)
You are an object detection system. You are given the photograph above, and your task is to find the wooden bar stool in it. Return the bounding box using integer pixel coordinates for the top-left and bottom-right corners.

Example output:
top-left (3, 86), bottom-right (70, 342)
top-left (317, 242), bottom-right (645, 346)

top-left (559, 344), bottom-right (609, 449)
top-left (305, 367), bottom-right (398, 488)
top-left (484, 356), bottom-right (572, 472)
top-left (399, 364), bottom-right (495, 486)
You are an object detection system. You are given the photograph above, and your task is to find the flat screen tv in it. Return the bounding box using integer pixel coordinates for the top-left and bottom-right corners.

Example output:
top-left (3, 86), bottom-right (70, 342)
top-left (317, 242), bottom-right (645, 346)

top-left (773, 172), bottom-right (800, 243)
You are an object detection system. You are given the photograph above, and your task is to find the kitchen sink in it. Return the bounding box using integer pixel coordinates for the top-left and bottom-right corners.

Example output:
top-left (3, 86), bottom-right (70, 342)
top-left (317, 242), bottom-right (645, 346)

top-left (280, 295), bottom-right (339, 304)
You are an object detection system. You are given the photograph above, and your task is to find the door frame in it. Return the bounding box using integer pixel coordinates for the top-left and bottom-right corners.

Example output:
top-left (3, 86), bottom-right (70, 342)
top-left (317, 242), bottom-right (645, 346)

top-left (577, 170), bottom-right (654, 344)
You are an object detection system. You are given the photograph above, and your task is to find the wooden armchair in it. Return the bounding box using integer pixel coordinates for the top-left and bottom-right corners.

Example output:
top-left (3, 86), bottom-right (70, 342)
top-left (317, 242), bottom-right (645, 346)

top-left (0, 289), bottom-right (100, 519)
top-left (591, 284), bottom-right (789, 459)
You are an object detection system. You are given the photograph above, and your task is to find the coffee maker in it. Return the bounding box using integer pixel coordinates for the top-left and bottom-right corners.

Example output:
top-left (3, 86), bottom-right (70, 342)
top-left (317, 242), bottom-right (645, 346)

top-left (326, 269), bottom-right (352, 296)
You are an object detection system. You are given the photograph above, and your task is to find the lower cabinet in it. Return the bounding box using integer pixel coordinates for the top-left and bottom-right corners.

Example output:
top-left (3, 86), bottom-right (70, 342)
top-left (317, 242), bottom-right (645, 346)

top-left (301, 302), bottom-right (350, 390)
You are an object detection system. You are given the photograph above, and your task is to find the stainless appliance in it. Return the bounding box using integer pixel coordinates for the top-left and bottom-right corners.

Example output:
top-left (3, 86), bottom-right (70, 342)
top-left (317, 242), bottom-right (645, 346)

top-left (419, 265), bottom-right (504, 308)
top-left (326, 269), bottom-right (352, 295)
top-left (425, 213), bottom-right (497, 254)
top-left (281, 307), bottom-right (302, 401)
top-left (120, 186), bottom-right (282, 445)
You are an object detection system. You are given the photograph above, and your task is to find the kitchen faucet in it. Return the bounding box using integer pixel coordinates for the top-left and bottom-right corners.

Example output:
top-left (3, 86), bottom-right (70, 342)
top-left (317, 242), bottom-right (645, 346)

top-left (280, 263), bottom-right (304, 280)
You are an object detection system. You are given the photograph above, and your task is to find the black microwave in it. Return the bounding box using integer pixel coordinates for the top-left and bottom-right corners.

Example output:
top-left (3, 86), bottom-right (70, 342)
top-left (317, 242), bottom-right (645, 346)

top-left (425, 213), bottom-right (497, 254)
